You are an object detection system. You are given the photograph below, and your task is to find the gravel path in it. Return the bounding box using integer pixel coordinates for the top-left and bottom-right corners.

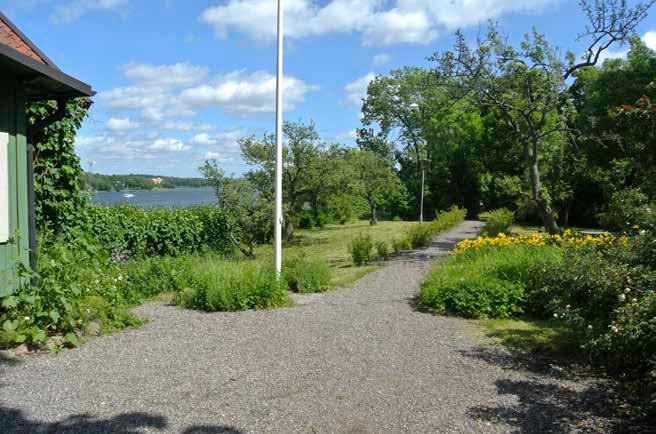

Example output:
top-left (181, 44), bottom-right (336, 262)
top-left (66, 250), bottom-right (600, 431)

top-left (0, 221), bottom-right (616, 433)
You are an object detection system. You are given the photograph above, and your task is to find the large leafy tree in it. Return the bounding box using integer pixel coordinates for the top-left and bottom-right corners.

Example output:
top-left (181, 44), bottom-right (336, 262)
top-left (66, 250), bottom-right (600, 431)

top-left (239, 120), bottom-right (328, 239)
top-left (430, 0), bottom-right (653, 233)
top-left (571, 37), bottom-right (656, 198)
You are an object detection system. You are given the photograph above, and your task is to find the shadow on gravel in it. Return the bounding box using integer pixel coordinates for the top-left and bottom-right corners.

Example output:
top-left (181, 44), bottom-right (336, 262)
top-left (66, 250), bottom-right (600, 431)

top-left (0, 405), bottom-right (244, 434)
top-left (461, 347), bottom-right (636, 433)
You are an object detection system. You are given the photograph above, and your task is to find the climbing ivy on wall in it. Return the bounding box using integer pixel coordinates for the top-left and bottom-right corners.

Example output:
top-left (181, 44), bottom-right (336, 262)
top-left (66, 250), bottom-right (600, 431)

top-left (27, 98), bottom-right (91, 232)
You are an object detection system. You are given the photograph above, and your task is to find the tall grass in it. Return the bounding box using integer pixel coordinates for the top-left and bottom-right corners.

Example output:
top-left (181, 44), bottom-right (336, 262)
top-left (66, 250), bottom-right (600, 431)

top-left (175, 260), bottom-right (287, 311)
top-left (284, 257), bottom-right (332, 293)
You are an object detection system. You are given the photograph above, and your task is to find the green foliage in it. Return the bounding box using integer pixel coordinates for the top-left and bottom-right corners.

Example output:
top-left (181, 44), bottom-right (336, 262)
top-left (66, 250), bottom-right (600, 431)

top-left (283, 257), bottom-right (332, 293)
top-left (83, 172), bottom-right (207, 191)
top-left (376, 240), bottom-right (391, 260)
top-left (200, 161), bottom-right (271, 256)
top-left (29, 99), bottom-right (91, 231)
top-left (598, 188), bottom-right (654, 233)
top-left (349, 149), bottom-right (404, 225)
top-left (0, 231), bottom-right (142, 348)
top-left (349, 233), bottom-right (375, 266)
top-left (175, 261), bottom-right (287, 311)
top-left (527, 241), bottom-right (656, 373)
top-left (392, 237), bottom-right (412, 254)
top-left (420, 245), bottom-right (563, 318)
top-left (405, 206), bottom-right (467, 248)
top-left (483, 208), bottom-right (515, 237)
top-left (405, 224), bottom-right (433, 248)
top-left (79, 205), bottom-right (238, 258)
top-left (120, 256), bottom-right (191, 301)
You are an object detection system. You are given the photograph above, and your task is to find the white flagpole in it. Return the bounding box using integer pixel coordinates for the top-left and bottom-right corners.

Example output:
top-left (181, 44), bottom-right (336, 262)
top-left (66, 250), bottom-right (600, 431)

top-left (274, 0), bottom-right (284, 275)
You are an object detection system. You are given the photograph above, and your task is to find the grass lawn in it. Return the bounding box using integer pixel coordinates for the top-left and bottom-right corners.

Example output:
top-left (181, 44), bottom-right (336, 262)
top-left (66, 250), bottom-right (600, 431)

top-left (479, 318), bottom-right (580, 358)
top-left (255, 220), bottom-right (416, 287)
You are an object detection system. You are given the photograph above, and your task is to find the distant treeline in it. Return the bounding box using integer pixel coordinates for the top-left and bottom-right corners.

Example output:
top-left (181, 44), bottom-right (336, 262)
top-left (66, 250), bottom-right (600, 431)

top-left (83, 172), bottom-right (209, 192)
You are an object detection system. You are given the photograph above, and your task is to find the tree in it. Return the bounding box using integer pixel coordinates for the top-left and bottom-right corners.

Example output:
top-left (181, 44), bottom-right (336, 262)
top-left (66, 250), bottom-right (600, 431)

top-left (240, 120), bottom-right (325, 239)
top-left (199, 160), bottom-right (272, 258)
top-left (430, 0), bottom-right (653, 233)
top-left (349, 150), bottom-right (403, 225)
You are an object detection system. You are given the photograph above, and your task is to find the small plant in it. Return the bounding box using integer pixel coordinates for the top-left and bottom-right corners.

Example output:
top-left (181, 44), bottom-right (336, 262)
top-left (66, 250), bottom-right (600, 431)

top-left (376, 240), bottom-right (391, 260)
top-left (482, 208), bottom-right (515, 237)
top-left (284, 257), bottom-right (332, 293)
top-left (392, 237), bottom-right (412, 253)
top-left (349, 233), bottom-right (374, 266)
top-left (406, 224), bottom-right (433, 248)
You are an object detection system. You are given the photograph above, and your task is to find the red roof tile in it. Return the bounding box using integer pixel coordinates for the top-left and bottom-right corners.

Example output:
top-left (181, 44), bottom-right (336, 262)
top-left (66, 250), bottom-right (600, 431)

top-left (0, 17), bottom-right (46, 64)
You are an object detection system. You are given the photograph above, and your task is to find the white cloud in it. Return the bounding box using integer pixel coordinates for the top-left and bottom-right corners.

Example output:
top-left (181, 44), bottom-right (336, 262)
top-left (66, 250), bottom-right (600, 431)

top-left (344, 72), bottom-right (375, 106)
top-left (204, 151), bottom-right (233, 162)
top-left (122, 63), bottom-right (209, 89)
top-left (106, 116), bottom-right (140, 132)
top-left (180, 70), bottom-right (316, 114)
top-left (101, 63), bottom-right (315, 120)
top-left (191, 133), bottom-right (218, 145)
top-left (52, 0), bottom-right (129, 23)
top-left (149, 138), bottom-right (191, 152)
top-left (643, 31), bottom-right (656, 50)
top-left (597, 49), bottom-right (629, 64)
top-left (373, 53), bottom-right (391, 66)
top-left (201, 0), bottom-right (555, 46)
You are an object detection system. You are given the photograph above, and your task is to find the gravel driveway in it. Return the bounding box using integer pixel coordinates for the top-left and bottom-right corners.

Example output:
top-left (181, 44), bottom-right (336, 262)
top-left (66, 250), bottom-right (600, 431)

top-left (0, 221), bottom-right (617, 433)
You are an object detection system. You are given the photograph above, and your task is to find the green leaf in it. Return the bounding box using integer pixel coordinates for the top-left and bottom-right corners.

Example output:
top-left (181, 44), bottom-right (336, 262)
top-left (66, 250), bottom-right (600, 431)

top-left (2, 319), bottom-right (18, 332)
top-left (49, 310), bottom-right (60, 323)
top-left (20, 294), bottom-right (36, 304)
top-left (31, 329), bottom-right (47, 343)
top-left (64, 332), bottom-right (80, 348)
top-left (2, 296), bottom-right (18, 309)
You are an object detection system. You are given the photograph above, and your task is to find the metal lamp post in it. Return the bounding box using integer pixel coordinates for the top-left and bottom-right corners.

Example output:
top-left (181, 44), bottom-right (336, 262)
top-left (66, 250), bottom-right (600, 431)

top-left (274, 0), bottom-right (284, 274)
top-left (419, 157), bottom-right (429, 223)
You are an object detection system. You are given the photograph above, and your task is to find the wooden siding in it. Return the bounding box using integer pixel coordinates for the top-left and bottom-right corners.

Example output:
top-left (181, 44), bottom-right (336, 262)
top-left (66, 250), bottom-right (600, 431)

top-left (0, 76), bottom-right (29, 292)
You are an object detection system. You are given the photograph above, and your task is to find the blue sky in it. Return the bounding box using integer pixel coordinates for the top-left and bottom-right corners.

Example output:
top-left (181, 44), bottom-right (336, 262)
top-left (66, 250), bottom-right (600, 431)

top-left (1, 0), bottom-right (655, 177)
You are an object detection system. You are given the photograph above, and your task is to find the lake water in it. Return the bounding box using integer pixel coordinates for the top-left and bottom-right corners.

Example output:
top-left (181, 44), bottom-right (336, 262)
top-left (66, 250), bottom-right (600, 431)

top-left (92, 187), bottom-right (216, 208)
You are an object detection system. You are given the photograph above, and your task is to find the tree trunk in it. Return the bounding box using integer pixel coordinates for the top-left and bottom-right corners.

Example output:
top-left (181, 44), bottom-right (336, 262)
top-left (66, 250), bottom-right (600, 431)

top-left (311, 193), bottom-right (319, 223)
top-left (368, 198), bottom-right (378, 225)
top-left (525, 141), bottom-right (559, 235)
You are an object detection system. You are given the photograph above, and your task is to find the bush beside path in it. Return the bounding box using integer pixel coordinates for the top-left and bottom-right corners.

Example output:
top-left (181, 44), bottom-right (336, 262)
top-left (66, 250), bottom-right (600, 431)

top-left (0, 220), bottom-right (619, 433)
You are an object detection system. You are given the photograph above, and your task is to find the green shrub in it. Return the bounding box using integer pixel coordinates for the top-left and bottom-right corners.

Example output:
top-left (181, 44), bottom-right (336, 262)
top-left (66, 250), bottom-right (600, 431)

top-left (349, 233), bottom-right (374, 266)
top-left (121, 256), bottom-right (192, 301)
top-left (392, 238), bottom-right (411, 253)
top-left (175, 260), bottom-right (287, 311)
top-left (594, 292), bottom-right (656, 373)
top-left (79, 205), bottom-right (238, 258)
top-left (527, 242), bottom-right (656, 373)
top-left (376, 241), bottom-right (391, 260)
top-left (598, 188), bottom-right (654, 234)
top-left (420, 245), bottom-right (562, 318)
top-left (482, 208), bottom-right (514, 237)
top-left (403, 206), bottom-right (467, 249)
top-left (0, 231), bottom-right (141, 348)
top-left (406, 223), bottom-right (433, 248)
top-left (284, 257), bottom-right (331, 293)
top-left (430, 206), bottom-right (468, 233)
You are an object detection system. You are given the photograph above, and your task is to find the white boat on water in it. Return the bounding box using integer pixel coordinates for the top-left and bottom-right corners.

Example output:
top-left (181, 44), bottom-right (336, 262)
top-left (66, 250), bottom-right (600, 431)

top-left (123, 193), bottom-right (135, 199)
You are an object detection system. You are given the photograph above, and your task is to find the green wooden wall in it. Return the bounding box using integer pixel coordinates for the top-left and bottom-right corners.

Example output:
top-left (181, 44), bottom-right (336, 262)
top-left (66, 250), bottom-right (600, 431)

top-left (0, 75), bottom-right (30, 292)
